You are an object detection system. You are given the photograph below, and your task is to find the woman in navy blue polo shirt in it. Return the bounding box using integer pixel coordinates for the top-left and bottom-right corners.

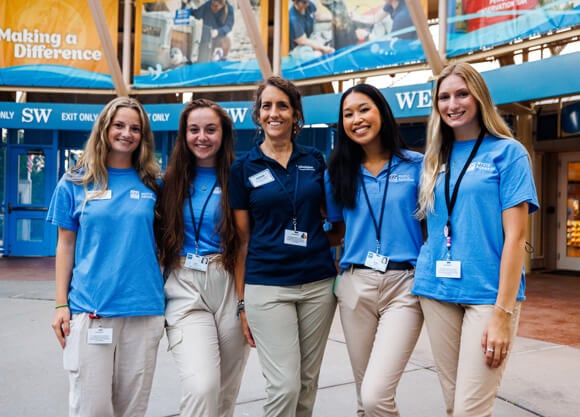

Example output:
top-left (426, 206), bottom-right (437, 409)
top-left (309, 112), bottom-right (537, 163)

top-left (229, 76), bottom-right (337, 417)
top-left (326, 83), bottom-right (424, 417)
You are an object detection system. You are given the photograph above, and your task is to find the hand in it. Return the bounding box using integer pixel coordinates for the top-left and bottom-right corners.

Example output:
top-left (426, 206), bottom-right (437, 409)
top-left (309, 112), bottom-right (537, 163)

top-left (239, 311), bottom-right (256, 348)
top-left (211, 29), bottom-right (218, 38)
top-left (321, 45), bottom-right (335, 54)
top-left (481, 309), bottom-right (513, 368)
top-left (51, 307), bottom-right (71, 349)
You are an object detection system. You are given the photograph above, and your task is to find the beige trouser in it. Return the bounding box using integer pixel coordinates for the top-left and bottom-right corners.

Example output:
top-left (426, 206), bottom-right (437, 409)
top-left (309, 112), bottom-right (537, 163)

top-left (245, 277), bottom-right (337, 417)
top-left (164, 257), bottom-right (250, 417)
top-left (64, 313), bottom-right (165, 417)
top-left (336, 267), bottom-right (423, 417)
top-left (419, 297), bottom-right (521, 417)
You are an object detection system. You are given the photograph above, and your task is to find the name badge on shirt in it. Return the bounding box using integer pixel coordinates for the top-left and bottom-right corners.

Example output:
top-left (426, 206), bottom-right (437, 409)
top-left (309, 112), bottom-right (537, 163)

top-left (248, 169), bottom-right (275, 188)
top-left (87, 190), bottom-right (112, 200)
top-left (184, 253), bottom-right (209, 272)
top-left (87, 327), bottom-right (113, 344)
top-left (436, 260), bottom-right (462, 279)
top-left (284, 230), bottom-right (308, 247)
top-left (364, 251), bottom-right (388, 272)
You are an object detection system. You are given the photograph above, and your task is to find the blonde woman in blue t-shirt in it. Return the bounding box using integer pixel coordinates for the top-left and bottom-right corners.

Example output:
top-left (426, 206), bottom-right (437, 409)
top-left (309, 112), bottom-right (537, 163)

top-left (48, 97), bottom-right (165, 417)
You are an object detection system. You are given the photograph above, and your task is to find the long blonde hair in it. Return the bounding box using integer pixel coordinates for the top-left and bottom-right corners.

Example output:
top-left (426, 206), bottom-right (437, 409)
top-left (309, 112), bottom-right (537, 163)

top-left (416, 63), bottom-right (515, 219)
top-left (68, 97), bottom-right (160, 195)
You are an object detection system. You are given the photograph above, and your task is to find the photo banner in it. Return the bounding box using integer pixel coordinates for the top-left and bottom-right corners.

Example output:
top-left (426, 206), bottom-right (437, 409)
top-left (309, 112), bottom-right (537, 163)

top-left (0, 0), bottom-right (118, 89)
top-left (133, 0), bottom-right (265, 88)
top-left (281, 0), bottom-right (426, 81)
top-left (446, 0), bottom-right (580, 57)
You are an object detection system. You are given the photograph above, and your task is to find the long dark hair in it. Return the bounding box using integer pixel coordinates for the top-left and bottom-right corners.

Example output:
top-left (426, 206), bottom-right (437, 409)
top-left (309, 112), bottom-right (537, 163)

top-left (155, 99), bottom-right (237, 274)
top-left (328, 83), bottom-right (407, 208)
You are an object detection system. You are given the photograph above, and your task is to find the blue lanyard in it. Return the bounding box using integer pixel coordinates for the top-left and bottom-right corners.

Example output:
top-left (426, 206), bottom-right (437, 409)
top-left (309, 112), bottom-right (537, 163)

top-left (187, 181), bottom-right (218, 254)
top-left (360, 157), bottom-right (393, 253)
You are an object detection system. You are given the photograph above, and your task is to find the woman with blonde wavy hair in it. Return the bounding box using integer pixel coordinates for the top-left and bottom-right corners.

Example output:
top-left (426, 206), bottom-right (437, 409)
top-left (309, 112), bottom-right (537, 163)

top-left (412, 63), bottom-right (538, 416)
top-left (48, 97), bottom-right (165, 417)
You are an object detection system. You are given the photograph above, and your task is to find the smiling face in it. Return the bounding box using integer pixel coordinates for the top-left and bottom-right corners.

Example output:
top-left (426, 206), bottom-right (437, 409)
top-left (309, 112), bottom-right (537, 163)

top-left (258, 85), bottom-right (297, 142)
top-left (437, 73), bottom-right (481, 141)
top-left (341, 91), bottom-right (383, 152)
top-left (106, 107), bottom-right (142, 162)
top-left (185, 107), bottom-right (223, 167)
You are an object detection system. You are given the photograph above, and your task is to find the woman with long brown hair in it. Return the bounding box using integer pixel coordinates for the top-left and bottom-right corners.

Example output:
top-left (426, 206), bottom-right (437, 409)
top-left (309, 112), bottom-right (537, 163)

top-left (156, 99), bottom-right (249, 417)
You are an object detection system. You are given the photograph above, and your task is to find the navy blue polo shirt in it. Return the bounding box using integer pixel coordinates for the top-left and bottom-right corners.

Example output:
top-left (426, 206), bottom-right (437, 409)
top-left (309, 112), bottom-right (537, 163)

top-left (229, 142), bottom-right (336, 286)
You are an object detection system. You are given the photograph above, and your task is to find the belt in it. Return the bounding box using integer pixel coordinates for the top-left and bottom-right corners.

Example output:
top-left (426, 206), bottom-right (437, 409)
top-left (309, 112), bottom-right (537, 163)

top-left (352, 261), bottom-right (413, 272)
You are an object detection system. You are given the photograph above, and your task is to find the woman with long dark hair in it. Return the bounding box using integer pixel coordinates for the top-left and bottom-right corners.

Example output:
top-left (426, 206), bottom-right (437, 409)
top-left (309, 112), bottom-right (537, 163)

top-left (327, 83), bottom-right (423, 417)
top-left (156, 99), bottom-right (249, 417)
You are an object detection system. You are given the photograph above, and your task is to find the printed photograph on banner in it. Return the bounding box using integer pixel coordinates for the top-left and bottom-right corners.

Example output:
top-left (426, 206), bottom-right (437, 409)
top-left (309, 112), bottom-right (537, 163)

top-left (282, 0), bottom-right (424, 82)
top-left (288, 0), bottom-right (417, 60)
top-left (0, 0), bottom-right (118, 89)
top-left (446, 0), bottom-right (580, 57)
top-left (134, 0), bottom-right (263, 88)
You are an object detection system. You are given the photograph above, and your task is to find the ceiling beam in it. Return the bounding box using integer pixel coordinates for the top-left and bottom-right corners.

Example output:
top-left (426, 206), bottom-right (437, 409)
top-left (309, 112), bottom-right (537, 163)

top-left (87, 0), bottom-right (129, 97)
top-left (238, 0), bottom-right (273, 80)
top-left (407, 0), bottom-right (445, 76)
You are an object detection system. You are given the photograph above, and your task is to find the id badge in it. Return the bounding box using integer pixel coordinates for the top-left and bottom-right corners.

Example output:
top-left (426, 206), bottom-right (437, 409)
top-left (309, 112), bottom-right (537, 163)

top-left (284, 229), bottom-right (308, 247)
top-left (436, 260), bottom-right (462, 279)
top-left (364, 251), bottom-right (388, 272)
top-left (249, 169), bottom-right (275, 188)
top-left (184, 253), bottom-right (209, 272)
top-left (87, 327), bottom-right (113, 344)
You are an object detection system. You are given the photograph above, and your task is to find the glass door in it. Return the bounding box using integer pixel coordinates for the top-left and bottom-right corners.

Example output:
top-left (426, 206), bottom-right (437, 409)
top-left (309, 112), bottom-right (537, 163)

top-left (557, 152), bottom-right (580, 270)
top-left (5, 145), bottom-right (57, 256)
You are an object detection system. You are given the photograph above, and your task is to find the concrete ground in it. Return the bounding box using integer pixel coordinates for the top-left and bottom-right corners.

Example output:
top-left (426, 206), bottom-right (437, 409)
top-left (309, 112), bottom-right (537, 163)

top-left (1, 259), bottom-right (579, 417)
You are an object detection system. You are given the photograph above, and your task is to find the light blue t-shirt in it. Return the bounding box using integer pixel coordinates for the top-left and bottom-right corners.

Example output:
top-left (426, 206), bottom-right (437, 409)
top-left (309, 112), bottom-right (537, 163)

top-left (182, 166), bottom-right (222, 256)
top-left (47, 167), bottom-right (164, 317)
top-left (412, 136), bottom-right (539, 304)
top-left (325, 150), bottom-right (424, 270)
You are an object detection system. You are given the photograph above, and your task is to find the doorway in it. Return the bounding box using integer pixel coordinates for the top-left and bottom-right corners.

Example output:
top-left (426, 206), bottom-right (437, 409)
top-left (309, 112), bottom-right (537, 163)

top-left (557, 152), bottom-right (580, 271)
top-left (5, 144), bottom-right (57, 256)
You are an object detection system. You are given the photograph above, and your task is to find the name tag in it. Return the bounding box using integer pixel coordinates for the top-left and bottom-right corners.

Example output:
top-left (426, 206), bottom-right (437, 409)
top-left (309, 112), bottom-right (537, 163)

top-left (284, 229), bottom-right (308, 247)
top-left (87, 190), bottom-right (112, 200)
top-left (364, 252), bottom-right (388, 272)
top-left (184, 253), bottom-right (209, 272)
top-left (436, 260), bottom-right (462, 279)
top-left (87, 327), bottom-right (113, 344)
top-left (249, 169), bottom-right (275, 188)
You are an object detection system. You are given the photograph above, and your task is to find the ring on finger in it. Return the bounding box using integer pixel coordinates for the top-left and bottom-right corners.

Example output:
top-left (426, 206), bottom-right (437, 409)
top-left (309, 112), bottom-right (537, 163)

top-left (486, 347), bottom-right (495, 352)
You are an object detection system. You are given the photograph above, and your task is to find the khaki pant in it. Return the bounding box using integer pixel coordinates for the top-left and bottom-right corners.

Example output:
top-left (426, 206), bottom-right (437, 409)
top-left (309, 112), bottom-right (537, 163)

top-left (164, 258), bottom-right (250, 417)
top-left (64, 314), bottom-right (164, 417)
top-left (245, 277), bottom-right (336, 417)
top-left (336, 268), bottom-right (423, 417)
top-left (419, 297), bottom-right (521, 417)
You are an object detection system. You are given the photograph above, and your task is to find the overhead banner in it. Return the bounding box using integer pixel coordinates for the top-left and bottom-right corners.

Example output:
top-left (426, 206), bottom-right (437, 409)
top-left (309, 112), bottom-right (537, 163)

top-left (447, 0), bottom-right (580, 57)
top-left (281, 0), bottom-right (426, 81)
top-left (133, 0), bottom-right (265, 88)
top-left (0, 0), bottom-right (118, 89)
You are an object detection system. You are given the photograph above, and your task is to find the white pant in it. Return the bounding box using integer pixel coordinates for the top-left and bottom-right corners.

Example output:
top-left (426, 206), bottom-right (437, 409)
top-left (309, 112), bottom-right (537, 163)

top-left (419, 297), bottom-right (521, 417)
top-left (164, 258), bottom-right (250, 417)
top-left (336, 268), bottom-right (423, 417)
top-left (245, 277), bottom-right (337, 417)
top-left (64, 313), bottom-right (164, 417)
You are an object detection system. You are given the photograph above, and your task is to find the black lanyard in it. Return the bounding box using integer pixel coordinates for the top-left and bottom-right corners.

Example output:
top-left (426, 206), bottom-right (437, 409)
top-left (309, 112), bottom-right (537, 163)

top-left (444, 129), bottom-right (485, 255)
top-left (187, 181), bottom-right (218, 254)
top-left (266, 163), bottom-right (301, 231)
top-left (360, 157), bottom-right (393, 253)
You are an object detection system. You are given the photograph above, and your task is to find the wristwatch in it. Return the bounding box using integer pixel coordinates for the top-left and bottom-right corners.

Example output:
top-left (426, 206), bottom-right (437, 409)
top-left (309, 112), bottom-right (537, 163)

top-left (236, 299), bottom-right (245, 317)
